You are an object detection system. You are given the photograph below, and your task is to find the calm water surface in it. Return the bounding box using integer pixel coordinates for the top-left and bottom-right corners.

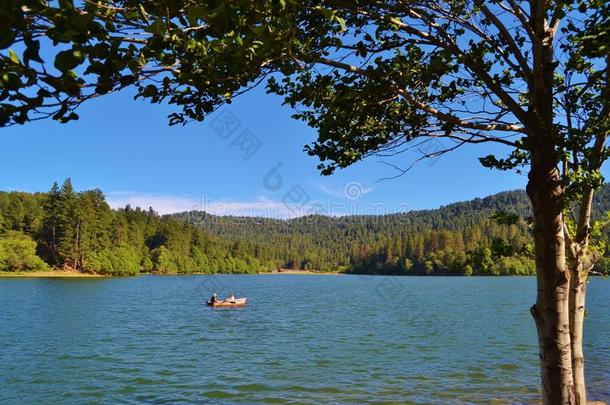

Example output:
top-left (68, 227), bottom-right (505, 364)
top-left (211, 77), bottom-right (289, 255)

top-left (0, 275), bottom-right (608, 404)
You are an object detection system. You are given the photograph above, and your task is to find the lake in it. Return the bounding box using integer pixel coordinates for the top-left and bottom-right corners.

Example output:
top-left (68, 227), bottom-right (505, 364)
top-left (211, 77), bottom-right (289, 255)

top-left (0, 275), bottom-right (608, 404)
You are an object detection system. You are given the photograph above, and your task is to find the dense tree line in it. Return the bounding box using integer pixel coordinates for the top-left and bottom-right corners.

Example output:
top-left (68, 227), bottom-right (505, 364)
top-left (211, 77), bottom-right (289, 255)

top-left (176, 187), bottom-right (610, 276)
top-left (0, 179), bottom-right (268, 275)
top-left (2, 180), bottom-right (609, 276)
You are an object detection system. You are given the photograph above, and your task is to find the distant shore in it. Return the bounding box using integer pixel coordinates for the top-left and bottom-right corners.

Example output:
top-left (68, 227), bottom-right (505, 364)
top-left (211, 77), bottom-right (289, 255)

top-left (4, 270), bottom-right (588, 278)
top-left (0, 270), bottom-right (105, 278)
top-left (263, 269), bottom-right (344, 275)
top-left (0, 270), bottom-right (344, 278)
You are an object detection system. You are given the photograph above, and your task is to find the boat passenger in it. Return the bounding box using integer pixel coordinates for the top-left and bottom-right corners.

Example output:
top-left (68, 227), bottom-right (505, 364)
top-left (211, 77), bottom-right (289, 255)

top-left (228, 294), bottom-right (236, 303)
top-left (210, 293), bottom-right (218, 304)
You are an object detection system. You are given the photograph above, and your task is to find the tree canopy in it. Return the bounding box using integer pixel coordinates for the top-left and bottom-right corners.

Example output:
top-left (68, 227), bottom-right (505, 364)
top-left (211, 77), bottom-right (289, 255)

top-left (1, 1), bottom-right (607, 174)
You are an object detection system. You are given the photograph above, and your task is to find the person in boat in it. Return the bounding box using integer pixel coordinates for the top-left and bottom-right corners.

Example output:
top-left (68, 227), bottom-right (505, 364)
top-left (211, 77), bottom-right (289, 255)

top-left (210, 293), bottom-right (219, 304)
top-left (228, 294), bottom-right (236, 303)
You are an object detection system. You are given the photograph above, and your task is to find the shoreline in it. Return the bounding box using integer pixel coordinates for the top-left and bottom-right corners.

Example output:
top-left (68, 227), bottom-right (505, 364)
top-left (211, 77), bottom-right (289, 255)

top-left (0, 270), bottom-right (106, 278)
top-left (4, 270), bottom-right (603, 278)
top-left (262, 269), bottom-right (344, 275)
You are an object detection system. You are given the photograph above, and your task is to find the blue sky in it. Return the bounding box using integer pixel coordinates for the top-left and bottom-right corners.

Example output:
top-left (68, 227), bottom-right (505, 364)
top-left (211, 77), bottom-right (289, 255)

top-left (0, 85), bottom-right (535, 217)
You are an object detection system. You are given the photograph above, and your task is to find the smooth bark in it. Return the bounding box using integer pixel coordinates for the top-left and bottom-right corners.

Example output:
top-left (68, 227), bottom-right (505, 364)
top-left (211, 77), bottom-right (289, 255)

top-left (569, 55), bottom-right (610, 404)
top-left (569, 190), bottom-right (595, 405)
top-left (527, 3), bottom-right (575, 400)
top-left (569, 261), bottom-right (587, 405)
top-left (528, 159), bottom-right (575, 405)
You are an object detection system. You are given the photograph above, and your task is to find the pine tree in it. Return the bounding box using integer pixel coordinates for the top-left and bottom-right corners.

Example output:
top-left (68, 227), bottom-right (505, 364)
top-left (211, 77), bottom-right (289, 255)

top-left (38, 182), bottom-right (61, 266)
top-left (57, 179), bottom-right (78, 270)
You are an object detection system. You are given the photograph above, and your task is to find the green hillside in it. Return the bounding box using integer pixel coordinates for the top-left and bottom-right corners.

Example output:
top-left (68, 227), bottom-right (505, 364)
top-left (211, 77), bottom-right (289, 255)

top-left (174, 187), bottom-right (610, 275)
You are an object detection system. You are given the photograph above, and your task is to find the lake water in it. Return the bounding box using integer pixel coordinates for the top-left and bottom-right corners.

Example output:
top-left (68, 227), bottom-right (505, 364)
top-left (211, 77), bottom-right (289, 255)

top-left (0, 275), bottom-right (608, 404)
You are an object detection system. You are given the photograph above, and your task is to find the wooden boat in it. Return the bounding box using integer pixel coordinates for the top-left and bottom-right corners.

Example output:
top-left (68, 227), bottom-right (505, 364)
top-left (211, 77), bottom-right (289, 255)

top-left (206, 298), bottom-right (247, 307)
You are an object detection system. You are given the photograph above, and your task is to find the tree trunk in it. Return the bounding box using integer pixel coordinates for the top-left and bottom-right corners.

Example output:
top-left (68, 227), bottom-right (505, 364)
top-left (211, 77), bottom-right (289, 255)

top-left (569, 250), bottom-right (600, 405)
top-left (569, 262), bottom-right (587, 405)
top-left (51, 224), bottom-right (57, 266)
top-left (570, 190), bottom-right (593, 405)
top-left (527, 167), bottom-right (575, 405)
top-left (569, 60), bottom-right (608, 401)
top-left (527, 2), bottom-right (575, 401)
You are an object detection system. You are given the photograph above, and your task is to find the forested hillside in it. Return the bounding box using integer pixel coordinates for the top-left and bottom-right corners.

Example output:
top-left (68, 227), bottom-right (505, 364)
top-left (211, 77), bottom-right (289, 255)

top-left (175, 187), bottom-right (610, 276)
top-left (2, 180), bottom-right (609, 276)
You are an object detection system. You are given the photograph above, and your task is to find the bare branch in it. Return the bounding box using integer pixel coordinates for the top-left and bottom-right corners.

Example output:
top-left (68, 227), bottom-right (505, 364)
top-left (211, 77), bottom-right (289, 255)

top-left (475, 1), bottom-right (532, 80)
top-left (502, 0), bottom-right (536, 40)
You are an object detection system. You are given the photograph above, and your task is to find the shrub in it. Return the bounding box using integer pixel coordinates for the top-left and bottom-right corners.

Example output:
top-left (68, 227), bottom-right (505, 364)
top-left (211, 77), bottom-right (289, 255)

top-left (85, 246), bottom-right (140, 276)
top-left (0, 231), bottom-right (49, 272)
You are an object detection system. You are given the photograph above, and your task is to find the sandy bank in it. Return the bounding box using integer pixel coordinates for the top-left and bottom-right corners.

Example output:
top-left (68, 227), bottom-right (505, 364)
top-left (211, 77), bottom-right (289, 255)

top-left (0, 270), bottom-right (105, 278)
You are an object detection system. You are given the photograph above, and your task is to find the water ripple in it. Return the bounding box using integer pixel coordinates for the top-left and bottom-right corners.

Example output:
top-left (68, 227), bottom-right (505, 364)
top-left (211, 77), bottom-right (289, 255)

top-left (0, 275), bottom-right (608, 404)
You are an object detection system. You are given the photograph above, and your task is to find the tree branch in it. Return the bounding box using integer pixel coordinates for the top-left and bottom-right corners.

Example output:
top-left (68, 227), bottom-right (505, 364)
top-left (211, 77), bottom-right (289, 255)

top-left (312, 56), bottom-right (526, 134)
top-left (475, 1), bottom-right (532, 80)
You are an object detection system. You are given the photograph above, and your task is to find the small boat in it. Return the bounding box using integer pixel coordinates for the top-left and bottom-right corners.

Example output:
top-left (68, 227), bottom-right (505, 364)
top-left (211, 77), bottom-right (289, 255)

top-left (206, 298), bottom-right (247, 307)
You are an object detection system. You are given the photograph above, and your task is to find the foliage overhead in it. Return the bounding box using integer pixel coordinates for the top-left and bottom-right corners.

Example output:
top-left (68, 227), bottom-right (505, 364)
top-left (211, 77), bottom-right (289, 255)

top-left (1, 2), bottom-right (608, 206)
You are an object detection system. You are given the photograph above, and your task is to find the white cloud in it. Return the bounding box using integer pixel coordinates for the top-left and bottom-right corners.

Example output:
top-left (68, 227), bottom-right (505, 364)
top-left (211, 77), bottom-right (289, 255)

top-left (106, 192), bottom-right (201, 215)
top-left (106, 186), bottom-right (409, 219)
top-left (106, 192), bottom-right (315, 219)
top-left (318, 182), bottom-right (374, 200)
top-left (202, 196), bottom-right (315, 218)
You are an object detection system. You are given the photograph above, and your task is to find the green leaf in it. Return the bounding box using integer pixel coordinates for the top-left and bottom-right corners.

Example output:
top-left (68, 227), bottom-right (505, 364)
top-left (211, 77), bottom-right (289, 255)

top-left (8, 49), bottom-right (20, 64)
top-left (389, 17), bottom-right (403, 27)
top-left (58, 0), bottom-right (75, 10)
top-left (187, 5), bottom-right (206, 23)
top-left (141, 85), bottom-right (158, 97)
top-left (138, 4), bottom-right (149, 21)
top-left (336, 16), bottom-right (346, 32)
top-left (54, 48), bottom-right (85, 72)
top-left (145, 19), bottom-right (165, 35)
top-left (23, 40), bottom-right (44, 65)
top-left (0, 28), bottom-right (16, 50)
top-left (62, 112), bottom-right (79, 123)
